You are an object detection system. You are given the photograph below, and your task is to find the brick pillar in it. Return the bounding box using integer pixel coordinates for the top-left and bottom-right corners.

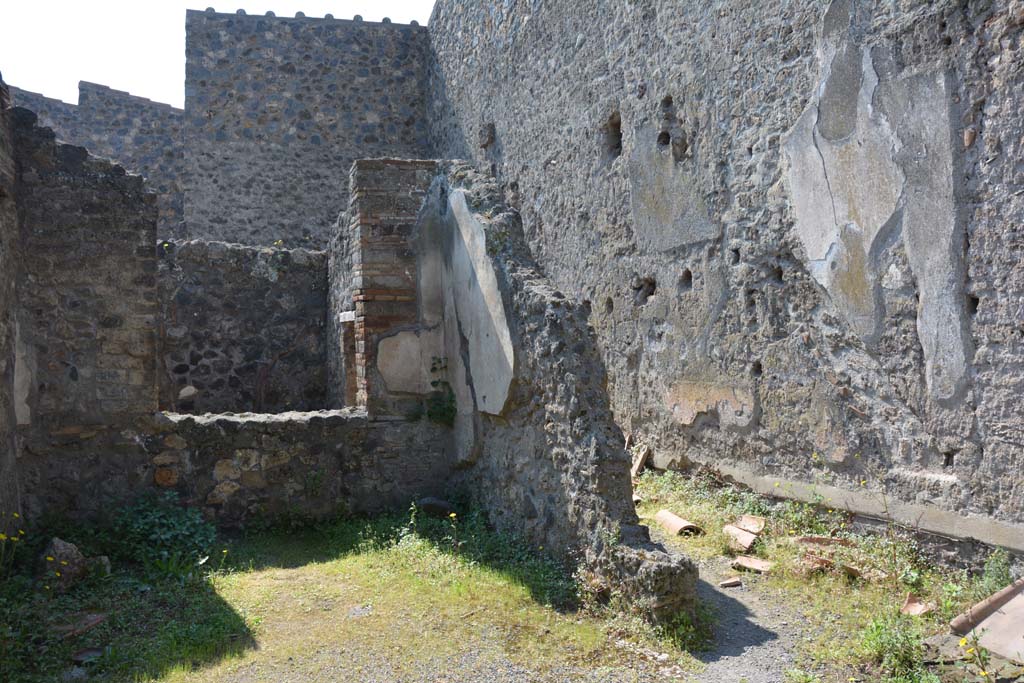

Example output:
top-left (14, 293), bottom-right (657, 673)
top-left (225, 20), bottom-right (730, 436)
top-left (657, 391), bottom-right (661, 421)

top-left (348, 159), bottom-right (437, 418)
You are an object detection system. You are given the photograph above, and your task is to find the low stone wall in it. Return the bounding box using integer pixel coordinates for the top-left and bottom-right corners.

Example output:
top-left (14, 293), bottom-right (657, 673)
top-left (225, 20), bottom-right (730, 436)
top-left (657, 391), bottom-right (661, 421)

top-left (158, 240), bottom-right (328, 414)
top-left (19, 410), bottom-right (453, 526)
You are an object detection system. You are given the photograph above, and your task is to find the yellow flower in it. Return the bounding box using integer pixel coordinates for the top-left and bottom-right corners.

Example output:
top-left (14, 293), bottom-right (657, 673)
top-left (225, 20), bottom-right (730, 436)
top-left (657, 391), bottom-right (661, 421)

top-left (18, 529), bottom-right (25, 535)
top-left (9, 537), bottom-right (16, 543)
top-left (966, 648), bottom-right (975, 654)
top-left (55, 571), bottom-right (61, 577)
top-left (11, 513), bottom-right (18, 518)
top-left (980, 672), bottom-right (988, 677)
top-left (959, 637), bottom-right (968, 647)
top-left (46, 556), bottom-right (54, 562)
top-left (0, 533), bottom-right (7, 541)
top-left (449, 512), bottom-right (457, 518)
top-left (60, 560), bottom-right (68, 566)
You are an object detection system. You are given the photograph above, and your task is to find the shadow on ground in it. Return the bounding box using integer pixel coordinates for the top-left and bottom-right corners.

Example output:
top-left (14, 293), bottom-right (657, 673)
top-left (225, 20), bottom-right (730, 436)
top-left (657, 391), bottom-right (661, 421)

top-left (693, 578), bottom-right (779, 663)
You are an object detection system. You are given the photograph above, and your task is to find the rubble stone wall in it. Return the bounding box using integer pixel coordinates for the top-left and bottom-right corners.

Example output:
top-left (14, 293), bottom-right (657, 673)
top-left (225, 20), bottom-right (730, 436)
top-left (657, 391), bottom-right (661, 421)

top-left (0, 80), bottom-right (20, 523)
top-left (11, 107), bottom-right (159, 429)
top-left (157, 239), bottom-right (328, 414)
top-left (427, 0), bottom-right (1024, 551)
top-left (10, 83), bottom-right (184, 235)
top-left (184, 9), bottom-right (432, 247)
top-left (19, 410), bottom-right (452, 526)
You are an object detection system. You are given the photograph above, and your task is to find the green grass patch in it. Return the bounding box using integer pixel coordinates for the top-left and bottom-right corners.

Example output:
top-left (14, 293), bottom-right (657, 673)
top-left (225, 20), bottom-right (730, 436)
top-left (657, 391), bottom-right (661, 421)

top-left (1, 503), bottom-right (703, 682)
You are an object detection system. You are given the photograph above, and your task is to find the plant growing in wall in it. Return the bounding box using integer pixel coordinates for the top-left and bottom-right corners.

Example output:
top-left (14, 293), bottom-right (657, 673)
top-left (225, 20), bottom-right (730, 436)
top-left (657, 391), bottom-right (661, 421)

top-left (427, 356), bottom-right (456, 427)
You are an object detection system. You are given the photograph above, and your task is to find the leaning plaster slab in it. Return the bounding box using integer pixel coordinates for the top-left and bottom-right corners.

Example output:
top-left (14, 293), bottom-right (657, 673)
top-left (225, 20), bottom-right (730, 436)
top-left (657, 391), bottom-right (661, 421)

top-left (445, 190), bottom-right (514, 416)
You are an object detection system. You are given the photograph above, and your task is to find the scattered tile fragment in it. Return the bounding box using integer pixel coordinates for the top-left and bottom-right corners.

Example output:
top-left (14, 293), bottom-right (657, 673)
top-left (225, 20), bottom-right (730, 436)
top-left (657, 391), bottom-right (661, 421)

top-left (793, 535), bottom-right (855, 548)
top-left (734, 514), bottom-right (766, 535)
top-left (654, 509), bottom-right (703, 536)
top-left (723, 523), bottom-right (758, 552)
top-left (731, 555), bottom-right (774, 574)
top-left (797, 553), bottom-right (834, 576)
top-left (52, 612), bottom-right (108, 639)
top-left (71, 648), bottom-right (104, 665)
top-left (900, 592), bottom-right (935, 617)
top-left (631, 445), bottom-right (652, 479)
top-left (718, 577), bottom-right (743, 588)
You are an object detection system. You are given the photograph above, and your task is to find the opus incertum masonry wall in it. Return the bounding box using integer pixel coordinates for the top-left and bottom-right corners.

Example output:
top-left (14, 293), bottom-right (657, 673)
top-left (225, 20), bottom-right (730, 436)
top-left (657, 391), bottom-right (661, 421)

top-left (427, 0), bottom-right (1024, 551)
top-left (11, 82), bottom-right (184, 236)
top-left (1, 0), bottom-right (1023, 623)
top-left (184, 9), bottom-right (432, 247)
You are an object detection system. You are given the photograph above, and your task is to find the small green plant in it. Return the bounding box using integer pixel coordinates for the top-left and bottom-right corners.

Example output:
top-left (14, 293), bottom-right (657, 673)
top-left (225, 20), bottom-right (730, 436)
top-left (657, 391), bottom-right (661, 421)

top-left (860, 612), bottom-right (938, 683)
top-left (956, 632), bottom-right (994, 682)
top-left (147, 550), bottom-right (202, 583)
top-left (784, 669), bottom-right (822, 683)
top-left (110, 491), bottom-right (216, 565)
top-left (0, 511), bottom-right (27, 576)
top-left (426, 381), bottom-right (456, 426)
top-left (974, 548), bottom-right (1012, 600)
top-left (661, 601), bottom-right (715, 651)
top-left (305, 469), bottom-right (325, 497)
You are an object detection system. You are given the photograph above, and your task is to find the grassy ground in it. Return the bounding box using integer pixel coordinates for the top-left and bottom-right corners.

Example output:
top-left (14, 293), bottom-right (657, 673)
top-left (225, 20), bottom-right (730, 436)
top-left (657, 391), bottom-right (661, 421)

top-left (1, 474), bottom-right (1017, 683)
top-left (0, 504), bottom-right (699, 682)
top-left (634, 469), bottom-right (1017, 683)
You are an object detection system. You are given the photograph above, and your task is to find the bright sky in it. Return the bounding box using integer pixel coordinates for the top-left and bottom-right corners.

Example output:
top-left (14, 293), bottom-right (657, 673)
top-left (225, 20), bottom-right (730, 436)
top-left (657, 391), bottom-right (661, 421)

top-left (0, 0), bottom-right (437, 108)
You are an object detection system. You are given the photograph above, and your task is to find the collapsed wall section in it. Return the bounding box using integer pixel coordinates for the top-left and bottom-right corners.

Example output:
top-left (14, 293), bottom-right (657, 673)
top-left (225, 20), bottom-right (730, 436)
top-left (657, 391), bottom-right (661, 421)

top-left (10, 82), bottom-right (184, 235)
top-left (426, 0), bottom-right (1024, 551)
top-left (184, 10), bottom-right (432, 247)
top-left (0, 78), bottom-right (20, 524)
top-left (158, 240), bottom-right (328, 414)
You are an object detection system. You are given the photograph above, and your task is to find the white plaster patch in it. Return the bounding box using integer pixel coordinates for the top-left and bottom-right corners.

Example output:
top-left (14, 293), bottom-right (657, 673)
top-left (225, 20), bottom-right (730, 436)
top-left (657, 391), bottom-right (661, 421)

top-left (665, 380), bottom-right (757, 430)
top-left (785, 38), bottom-right (966, 402)
top-left (377, 328), bottom-right (445, 395)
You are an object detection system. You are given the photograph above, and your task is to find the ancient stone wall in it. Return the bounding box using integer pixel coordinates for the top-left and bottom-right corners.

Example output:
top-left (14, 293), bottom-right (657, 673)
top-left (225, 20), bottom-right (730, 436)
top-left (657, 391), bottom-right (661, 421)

top-left (427, 0), bottom-right (1024, 551)
top-left (19, 409), bottom-right (452, 526)
top-left (10, 82), bottom-right (184, 235)
top-left (437, 165), bottom-right (696, 620)
top-left (0, 78), bottom-right (21, 524)
top-left (11, 107), bottom-right (159, 428)
top-left (346, 159), bottom-right (697, 618)
top-left (158, 240), bottom-right (328, 414)
top-left (184, 9), bottom-right (432, 248)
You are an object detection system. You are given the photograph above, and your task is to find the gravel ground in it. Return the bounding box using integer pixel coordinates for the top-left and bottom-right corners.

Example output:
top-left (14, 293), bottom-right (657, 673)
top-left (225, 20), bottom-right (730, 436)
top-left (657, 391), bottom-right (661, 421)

top-left (684, 557), bottom-right (801, 683)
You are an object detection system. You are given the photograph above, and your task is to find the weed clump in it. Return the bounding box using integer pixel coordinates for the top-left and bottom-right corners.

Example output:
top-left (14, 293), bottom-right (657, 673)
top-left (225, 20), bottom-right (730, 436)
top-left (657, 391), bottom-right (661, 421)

top-left (860, 612), bottom-right (939, 683)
